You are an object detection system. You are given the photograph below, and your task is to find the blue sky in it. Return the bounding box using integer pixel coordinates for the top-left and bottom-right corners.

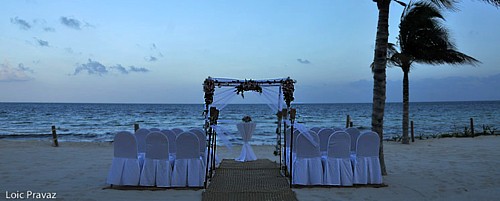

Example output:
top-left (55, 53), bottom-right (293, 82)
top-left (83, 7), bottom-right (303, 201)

top-left (0, 0), bottom-right (499, 104)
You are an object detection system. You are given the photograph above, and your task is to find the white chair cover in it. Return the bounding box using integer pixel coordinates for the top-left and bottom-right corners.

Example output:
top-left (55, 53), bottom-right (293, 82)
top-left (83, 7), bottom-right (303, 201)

top-left (107, 131), bottom-right (141, 186)
top-left (189, 129), bottom-right (207, 163)
top-left (140, 131), bottom-right (172, 187)
top-left (283, 128), bottom-right (298, 173)
top-left (171, 132), bottom-right (205, 187)
top-left (311, 127), bottom-right (321, 133)
top-left (149, 128), bottom-right (161, 132)
top-left (172, 128), bottom-right (184, 135)
top-left (345, 127), bottom-right (361, 154)
top-left (235, 122), bottom-right (257, 162)
top-left (353, 131), bottom-right (383, 185)
top-left (323, 131), bottom-right (353, 186)
top-left (318, 128), bottom-right (335, 158)
top-left (135, 128), bottom-right (150, 167)
top-left (332, 127), bottom-right (344, 132)
top-left (161, 129), bottom-right (177, 164)
top-left (189, 128), bottom-right (207, 155)
top-left (292, 132), bottom-right (323, 185)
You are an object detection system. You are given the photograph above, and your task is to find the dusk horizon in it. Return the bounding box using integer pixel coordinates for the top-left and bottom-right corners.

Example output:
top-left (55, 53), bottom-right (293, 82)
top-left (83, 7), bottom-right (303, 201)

top-left (1, 1), bottom-right (499, 104)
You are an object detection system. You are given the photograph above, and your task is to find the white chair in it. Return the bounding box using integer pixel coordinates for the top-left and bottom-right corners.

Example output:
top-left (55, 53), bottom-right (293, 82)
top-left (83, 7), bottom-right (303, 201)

top-left (134, 128), bottom-right (150, 154)
top-left (283, 128), bottom-right (298, 173)
top-left (189, 128), bottom-right (206, 155)
top-left (140, 131), bottom-right (172, 187)
top-left (106, 131), bottom-right (141, 186)
top-left (292, 132), bottom-right (323, 185)
top-left (353, 131), bottom-right (383, 185)
top-left (345, 127), bottom-right (361, 154)
top-left (135, 128), bottom-right (150, 166)
top-left (311, 127), bottom-right (322, 133)
top-left (161, 129), bottom-right (177, 164)
top-left (171, 132), bottom-right (205, 187)
top-left (323, 131), bottom-right (353, 186)
top-left (172, 128), bottom-right (184, 135)
top-left (149, 128), bottom-right (161, 132)
top-left (332, 127), bottom-right (344, 132)
top-left (190, 128), bottom-right (221, 168)
top-left (235, 122), bottom-right (257, 162)
top-left (318, 128), bottom-right (335, 158)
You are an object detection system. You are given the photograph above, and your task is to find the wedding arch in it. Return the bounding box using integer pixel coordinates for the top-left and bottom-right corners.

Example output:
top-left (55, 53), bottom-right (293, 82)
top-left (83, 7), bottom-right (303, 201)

top-left (202, 76), bottom-right (296, 187)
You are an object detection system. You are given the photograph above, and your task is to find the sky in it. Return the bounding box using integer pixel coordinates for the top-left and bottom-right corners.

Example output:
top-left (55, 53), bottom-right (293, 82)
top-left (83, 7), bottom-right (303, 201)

top-left (0, 0), bottom-right (499, 104)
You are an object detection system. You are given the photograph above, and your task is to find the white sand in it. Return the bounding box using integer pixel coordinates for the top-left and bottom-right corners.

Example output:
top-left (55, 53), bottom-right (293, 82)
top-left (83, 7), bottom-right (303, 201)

top-left (1, 136), bottom-right (499, 201)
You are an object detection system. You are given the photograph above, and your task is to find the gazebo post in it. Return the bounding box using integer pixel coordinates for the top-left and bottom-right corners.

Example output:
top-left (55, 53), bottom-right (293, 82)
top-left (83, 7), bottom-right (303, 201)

top-left (289, 108), bottom-right (296, 187)
top-left (282, 108), bottom-right (288, 176)
top-left (276, 85), bottom-right (283, 174)
top-left (204, 106), bottom-right (213, 188)
top-left (210, 109), bottom-right (219, 176)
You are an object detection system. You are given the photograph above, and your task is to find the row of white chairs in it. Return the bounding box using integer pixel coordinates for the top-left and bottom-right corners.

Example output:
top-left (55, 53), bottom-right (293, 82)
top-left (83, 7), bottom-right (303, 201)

top-left (134, 128), bottom-right (206, 164)
top-left (284, 127), bottom-right (382, 186)
top-left (106, 129), bottom-right (208, 187)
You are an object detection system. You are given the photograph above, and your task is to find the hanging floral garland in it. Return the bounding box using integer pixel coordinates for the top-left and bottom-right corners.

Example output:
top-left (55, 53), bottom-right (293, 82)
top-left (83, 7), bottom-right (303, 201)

top-left (235, 80), bottom-right (262, 98)
top-left (203, 77), bottom-right (215, 105)
top-left (282, 77), bottom-right (295, 108)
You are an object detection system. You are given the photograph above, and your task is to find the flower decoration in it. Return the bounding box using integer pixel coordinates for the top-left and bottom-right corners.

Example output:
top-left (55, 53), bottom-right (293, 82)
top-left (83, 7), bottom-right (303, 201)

top-left (203, 77), bottom-right (215, 105)
top-left (242, 116), bottom-right (252, 122)
top-left (282, 77), bottom-right (295, 108)
top-left (235, 80), bottom-right (262, 98)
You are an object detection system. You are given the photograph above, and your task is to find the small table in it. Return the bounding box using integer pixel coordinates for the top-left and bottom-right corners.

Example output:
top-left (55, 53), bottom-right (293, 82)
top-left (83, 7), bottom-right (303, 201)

top-left (235, 122), bottom-right (257, 162)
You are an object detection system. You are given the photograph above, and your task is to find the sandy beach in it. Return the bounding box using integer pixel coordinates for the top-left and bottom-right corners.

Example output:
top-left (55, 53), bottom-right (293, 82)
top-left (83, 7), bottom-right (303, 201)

top-left (1, 136), bottom-right (499, 201)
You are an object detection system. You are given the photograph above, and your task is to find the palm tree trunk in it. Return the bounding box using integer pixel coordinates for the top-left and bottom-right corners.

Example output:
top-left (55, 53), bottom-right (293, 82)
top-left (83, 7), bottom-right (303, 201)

top-left (402, 68), bottom-right (410, 144)
top-left (372, 0), bottom-right (390, 175)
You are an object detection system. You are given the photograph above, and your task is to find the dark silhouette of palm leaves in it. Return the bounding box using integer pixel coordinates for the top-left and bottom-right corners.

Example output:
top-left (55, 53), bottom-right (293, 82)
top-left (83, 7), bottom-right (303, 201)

top-left (391, 1), bottom-right (479, 70)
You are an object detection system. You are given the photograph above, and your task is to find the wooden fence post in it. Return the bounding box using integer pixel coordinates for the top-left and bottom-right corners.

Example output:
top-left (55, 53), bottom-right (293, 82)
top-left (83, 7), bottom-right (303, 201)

top-left (134, 123), bottom-right (140, 132)
top-left (470, 118), bottom-right (474, 138)
top-left (411, 121), bottom-right (414, 142)
top-left (51, 125), bottom-right (59, 147)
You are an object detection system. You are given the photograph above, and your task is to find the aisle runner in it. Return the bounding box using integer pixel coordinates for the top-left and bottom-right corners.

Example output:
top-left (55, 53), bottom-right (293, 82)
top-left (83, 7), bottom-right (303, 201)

top-left (202, 159), bottom-right (298, 201)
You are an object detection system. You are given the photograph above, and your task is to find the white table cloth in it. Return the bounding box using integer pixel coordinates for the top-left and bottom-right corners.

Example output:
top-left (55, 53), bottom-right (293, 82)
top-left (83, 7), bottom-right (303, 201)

top-left (235, 122), bottom-right (257, 162)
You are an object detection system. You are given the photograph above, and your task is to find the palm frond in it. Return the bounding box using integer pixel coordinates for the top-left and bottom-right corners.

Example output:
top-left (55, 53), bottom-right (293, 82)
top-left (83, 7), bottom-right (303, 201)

top-left (415, 49), bottom-right (480, 66)
top-left (396, 0), bottom-right (480, 69)
top-left (429, 0), bottom-right (459, 11)
top-left (482, 0), bottom-right (500, 7)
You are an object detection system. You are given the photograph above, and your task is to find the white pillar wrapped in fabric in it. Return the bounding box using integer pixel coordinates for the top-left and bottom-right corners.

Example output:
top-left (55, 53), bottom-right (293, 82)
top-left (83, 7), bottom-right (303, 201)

top-left (235, 122), bottom-right (257, 162)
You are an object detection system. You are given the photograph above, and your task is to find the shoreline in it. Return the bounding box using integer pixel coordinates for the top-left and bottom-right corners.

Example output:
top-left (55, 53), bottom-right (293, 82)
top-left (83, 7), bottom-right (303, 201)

top-left (1, 136), bottom-right (500, 200)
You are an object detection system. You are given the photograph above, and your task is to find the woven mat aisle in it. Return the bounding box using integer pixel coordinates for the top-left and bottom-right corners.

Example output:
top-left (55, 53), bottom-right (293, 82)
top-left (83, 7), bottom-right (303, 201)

top-left (202, 159), bottom-right (298, 201)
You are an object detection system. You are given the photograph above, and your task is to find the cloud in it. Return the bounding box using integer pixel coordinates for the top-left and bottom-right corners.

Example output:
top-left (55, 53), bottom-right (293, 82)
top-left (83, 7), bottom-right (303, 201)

top-left (109, 65), bottom-right (128, 74)
top-left (110, 65), bottom-right (150, 74)
top-left (73, 59), bottom-right (149, 76)
top-left (10, 17), bottom-right (31, 30)
top-left (43, 27), bottom-right (55, 32)
top-left (297, 59), bottom-right (311, 64)
top-left (145, 56), bottom-right (158, 62)
top-left (60, 16), bottom-right (82, 30)
top-left (73, 59), bottom-right (108, 76)
top-left (34, 38), bottom-right (49, 47)
top-left (0, 62), bottom-right (34, 82)
top-left (129, 66), bottom-right (149, 73)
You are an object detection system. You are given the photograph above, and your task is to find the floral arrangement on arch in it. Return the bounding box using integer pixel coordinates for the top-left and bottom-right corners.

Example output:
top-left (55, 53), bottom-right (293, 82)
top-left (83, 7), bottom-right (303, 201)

top-left (242, 116), bottom-right (252, 122)
top-left (282, 77), bottom-right (295, 108)
top-left (235, 80), bottom-right (262, 98)
top-left (203, 77), bottom-right (215, 105)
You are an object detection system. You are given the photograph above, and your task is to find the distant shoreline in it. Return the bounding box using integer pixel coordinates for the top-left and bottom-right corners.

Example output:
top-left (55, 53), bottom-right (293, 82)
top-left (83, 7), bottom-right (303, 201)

top-left (1, 100), bottom-right (499, 105)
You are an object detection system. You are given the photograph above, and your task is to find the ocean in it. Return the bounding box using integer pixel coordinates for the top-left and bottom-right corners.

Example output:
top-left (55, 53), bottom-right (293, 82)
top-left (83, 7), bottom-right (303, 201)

top-left (0, 101), bottom-right (498, 145)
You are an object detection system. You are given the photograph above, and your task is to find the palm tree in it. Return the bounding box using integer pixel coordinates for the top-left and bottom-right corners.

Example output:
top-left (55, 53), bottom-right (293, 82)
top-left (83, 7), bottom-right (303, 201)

top-left (388, 1), bottom-right (480, 144)
top-left (370, 0), bottom-right (498, 175)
